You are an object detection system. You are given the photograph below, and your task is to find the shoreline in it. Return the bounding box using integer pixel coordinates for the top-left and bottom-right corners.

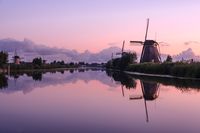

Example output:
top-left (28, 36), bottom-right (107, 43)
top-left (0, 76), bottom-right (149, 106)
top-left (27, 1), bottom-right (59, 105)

top-left (106, 68), bottom-right (200, 81)
top-left (0, 67), bottom-right (104, 74)
top-left (124, 71), bottom-right (200, 81)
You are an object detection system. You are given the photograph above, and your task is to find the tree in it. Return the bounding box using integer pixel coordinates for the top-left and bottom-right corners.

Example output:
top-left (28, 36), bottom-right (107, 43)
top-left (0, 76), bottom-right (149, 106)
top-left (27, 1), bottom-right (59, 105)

top-left (119, 52), bottom-right (137, 70)
top-left (60, 60), bottom-right (65, 65)
top-left (0, 51), bottom-right (8, 66)
top-left (32, 57), bottom-right (42, 66)
top-left (106, 52), bottom-right (137, 70)
top-left (78, 62), bottom-right (85, 66)
top-left (69, 62), bottom-right (75, 66)
top-left (51, 60), bottom-right (57, 64)
top-left (165, 55), bottom-right (173, 62)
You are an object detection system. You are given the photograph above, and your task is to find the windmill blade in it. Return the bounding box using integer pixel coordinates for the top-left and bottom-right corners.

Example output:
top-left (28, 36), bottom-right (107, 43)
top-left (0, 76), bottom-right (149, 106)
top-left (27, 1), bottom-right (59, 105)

top-left (157, 43), bottom-right (162, 62)
top-left (145, 18), bottom-right (150, 41)
top-left (130, 41), bottom-right (144, 44)
top-left (129, 95), bottom-right (143, 100)
top-left (122, 40), bottom-right (125, 53)
top-left (111, 53), bottom-right (114, 60)
top-left (130, 43), bottom-right (143, 46)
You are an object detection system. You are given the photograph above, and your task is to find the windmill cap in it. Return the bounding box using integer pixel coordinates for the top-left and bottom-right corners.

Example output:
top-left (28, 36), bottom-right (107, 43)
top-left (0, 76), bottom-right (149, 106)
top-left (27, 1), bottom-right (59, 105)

top-left (13, 55), bottom-right (20, 58)
top-left (144, 40), bottom-right (158, 45)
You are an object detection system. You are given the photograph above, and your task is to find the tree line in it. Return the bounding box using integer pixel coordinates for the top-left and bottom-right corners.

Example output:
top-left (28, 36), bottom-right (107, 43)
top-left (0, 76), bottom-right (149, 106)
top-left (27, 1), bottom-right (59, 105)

top-left (0, 51), bottom-right (104, 71)
top-left (106, 52), bottom-right (200, 79)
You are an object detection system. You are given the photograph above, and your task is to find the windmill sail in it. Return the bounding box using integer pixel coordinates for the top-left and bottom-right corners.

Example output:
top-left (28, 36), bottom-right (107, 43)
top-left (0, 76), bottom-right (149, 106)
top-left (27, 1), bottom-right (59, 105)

top-left (145, 18), bottom-right (149, 41)
top-left (130, 41), bottom-right (143, 44)
top-left (121, 40), bottom-right (125, 54)
top-left (116, 40), bottom-right (125, 55)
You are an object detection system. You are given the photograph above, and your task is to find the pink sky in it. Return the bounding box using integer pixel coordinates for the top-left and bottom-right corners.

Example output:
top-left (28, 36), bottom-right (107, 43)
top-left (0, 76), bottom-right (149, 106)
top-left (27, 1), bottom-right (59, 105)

top-left (0, 0), bottom-right (200, 55)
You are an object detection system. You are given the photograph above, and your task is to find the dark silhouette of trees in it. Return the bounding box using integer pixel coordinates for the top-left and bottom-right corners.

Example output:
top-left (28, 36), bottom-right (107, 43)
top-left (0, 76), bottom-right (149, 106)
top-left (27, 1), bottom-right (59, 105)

top-left (32, 57), bottom-right (42, 67)
top-left (106, 70), bottom-right (137, 89)
top-left (69, 62), bottom-right (75, 67)
top-left (32, 72), bottom-right (42, 81)
top-left (106, 52), bottom-right (137, 70)
top-left (0, 74), bottom-right (8, 89)
top-left (165, 55), bottom-right (173, 62)
top-left (0, 51), bottom-right (8, 67)
top-left (119, 52), bottom-right (137, 70)
top-left (51, 60), bottom-right (65, 65)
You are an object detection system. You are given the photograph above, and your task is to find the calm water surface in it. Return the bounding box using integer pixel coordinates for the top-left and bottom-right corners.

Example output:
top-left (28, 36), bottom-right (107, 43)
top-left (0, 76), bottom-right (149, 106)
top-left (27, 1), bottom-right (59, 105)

top-left (0, 69), bottom-right (200, 133)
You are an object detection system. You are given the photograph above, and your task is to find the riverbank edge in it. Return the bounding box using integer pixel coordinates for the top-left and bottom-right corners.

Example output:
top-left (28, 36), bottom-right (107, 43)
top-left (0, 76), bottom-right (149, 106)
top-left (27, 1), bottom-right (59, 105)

top-left (124, 71), bottom-right (200, 81)
top-left (106, 68), bottom-right (200, 81)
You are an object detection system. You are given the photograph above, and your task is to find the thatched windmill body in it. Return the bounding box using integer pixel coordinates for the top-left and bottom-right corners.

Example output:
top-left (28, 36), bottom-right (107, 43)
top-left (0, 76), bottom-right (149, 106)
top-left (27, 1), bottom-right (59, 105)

top-left (130, 19), bottom-right (161, 63)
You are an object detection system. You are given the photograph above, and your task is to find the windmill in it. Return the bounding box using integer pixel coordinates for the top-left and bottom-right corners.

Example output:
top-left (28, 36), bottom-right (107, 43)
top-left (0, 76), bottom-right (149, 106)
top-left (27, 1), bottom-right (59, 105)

top-left (130, 19), bottom-right (161, 63)
top-left (116, 40), bottom-right (125, 56)
top-left (12, 50), bottom-right (24, 65)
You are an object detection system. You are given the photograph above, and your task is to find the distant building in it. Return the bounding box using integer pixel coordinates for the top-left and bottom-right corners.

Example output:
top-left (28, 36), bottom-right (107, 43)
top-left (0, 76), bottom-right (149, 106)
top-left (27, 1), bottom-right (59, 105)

top-left (14, 55), bottom-right (20, 65)
top-left (13, 50), bottom-right (22, 65)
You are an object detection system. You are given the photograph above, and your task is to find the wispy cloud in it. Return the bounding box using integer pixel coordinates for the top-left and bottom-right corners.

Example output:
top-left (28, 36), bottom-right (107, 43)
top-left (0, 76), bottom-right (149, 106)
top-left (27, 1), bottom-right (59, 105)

top-left (184, 41), bottom-right (200, 46)
top-left (107, 42), bottom-right (121, 46)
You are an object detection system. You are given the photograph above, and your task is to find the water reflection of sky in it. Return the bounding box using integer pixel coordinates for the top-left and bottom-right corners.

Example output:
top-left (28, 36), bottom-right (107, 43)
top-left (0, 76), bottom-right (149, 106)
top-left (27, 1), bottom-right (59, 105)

top-left (0, 70), bottom-right (119, 94)
top-left (0, 70), bottom-right (200, 133)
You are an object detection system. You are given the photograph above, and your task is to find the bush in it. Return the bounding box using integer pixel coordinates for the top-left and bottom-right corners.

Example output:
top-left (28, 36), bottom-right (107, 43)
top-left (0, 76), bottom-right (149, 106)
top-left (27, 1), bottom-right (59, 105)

top-left (106, 52), bottom-right (137, 70)
top-left (0, 51), bottom-right (8, 67)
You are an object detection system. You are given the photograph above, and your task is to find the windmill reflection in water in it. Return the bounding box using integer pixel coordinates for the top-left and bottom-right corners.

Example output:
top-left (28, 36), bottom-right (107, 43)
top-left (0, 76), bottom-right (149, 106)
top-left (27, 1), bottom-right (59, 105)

top-left (129, 81), bottom-right (160, 122)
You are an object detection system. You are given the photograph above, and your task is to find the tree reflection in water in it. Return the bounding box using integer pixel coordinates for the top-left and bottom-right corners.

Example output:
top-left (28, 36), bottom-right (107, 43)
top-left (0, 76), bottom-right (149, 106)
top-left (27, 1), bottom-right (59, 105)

top-left (129, 74), bottom-right (200, 91)
top-left (0, 74), bottom-right (8, 89)
top-left (106, 70), bottom-right (137, 89)
top-left (31, 72), bottom-right (43, 81)
top-left (10, 71), bottom-right (43, 81)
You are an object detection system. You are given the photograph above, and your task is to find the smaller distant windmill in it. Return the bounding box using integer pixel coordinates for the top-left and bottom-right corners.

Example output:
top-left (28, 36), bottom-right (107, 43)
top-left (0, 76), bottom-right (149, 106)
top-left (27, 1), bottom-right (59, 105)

top-left (12, 50), bottom-right (23, 65)
top-left (130, 19), bottom-right (161, 63)
top-left (116, 40), bottom-right (125, 56)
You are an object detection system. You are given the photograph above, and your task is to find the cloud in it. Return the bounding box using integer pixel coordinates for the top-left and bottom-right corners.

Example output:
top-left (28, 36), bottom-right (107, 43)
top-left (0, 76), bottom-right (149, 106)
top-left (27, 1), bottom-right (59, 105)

top-left (0, 38), bottom-right (78, 56)
top-left (184, 41), bottom-right (200, 46)
top-left (107, 42), bottom-right (121, 46)
top-left (0, 38), bottom-right (121, 63)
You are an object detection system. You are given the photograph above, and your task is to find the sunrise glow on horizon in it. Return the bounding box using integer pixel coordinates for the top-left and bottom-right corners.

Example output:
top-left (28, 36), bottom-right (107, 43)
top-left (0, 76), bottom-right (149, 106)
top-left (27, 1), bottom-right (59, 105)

top-left (0, 0), bottom-right (200, 55)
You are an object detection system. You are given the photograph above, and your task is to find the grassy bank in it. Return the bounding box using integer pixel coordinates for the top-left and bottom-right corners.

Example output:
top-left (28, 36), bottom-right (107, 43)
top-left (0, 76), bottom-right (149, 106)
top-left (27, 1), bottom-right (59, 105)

top-left (126, 62), bottom-right (200, 79)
